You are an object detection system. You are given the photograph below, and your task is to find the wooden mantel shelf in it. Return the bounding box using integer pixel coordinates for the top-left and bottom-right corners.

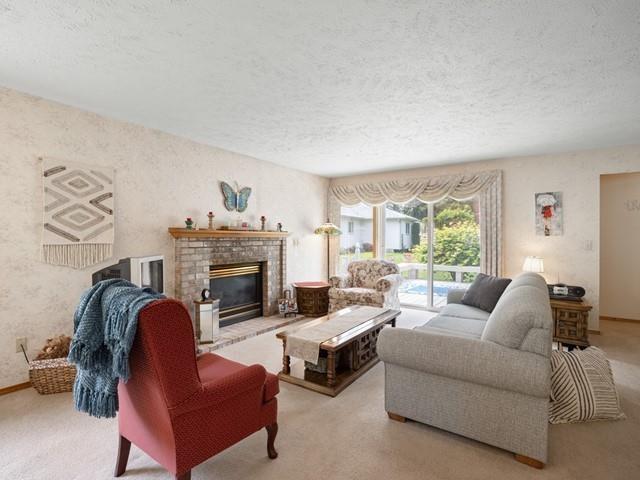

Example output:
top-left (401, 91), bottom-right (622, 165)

top-left (168, 228), bottom-right (290, 239)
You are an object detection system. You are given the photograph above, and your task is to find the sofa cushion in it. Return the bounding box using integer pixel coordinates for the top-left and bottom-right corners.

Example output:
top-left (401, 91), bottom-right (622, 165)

top-left (328, 287), bottom-right (384, 303)
top-left (413, 324), bottom-right (482, 339)
top-left (417, 314), bottom-right (487, 339)
top-left (440, 303), bottom-right (490, 321)
top-left (481, 282), bottom-right (553, 357)
top-left (461, 273), bottom-right (512, 313)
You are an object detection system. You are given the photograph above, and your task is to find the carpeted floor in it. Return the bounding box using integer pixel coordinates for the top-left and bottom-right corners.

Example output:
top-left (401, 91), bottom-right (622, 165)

top-left (1, 310), bottom-right (638, 480)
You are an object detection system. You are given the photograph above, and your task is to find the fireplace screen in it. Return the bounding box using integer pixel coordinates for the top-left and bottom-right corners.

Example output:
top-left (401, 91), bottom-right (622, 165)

top-left (209, 262), bottom-right (263, 326)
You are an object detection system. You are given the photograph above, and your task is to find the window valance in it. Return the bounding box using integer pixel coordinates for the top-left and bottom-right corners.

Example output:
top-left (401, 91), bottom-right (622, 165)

top-left (330, 170), bottom-right (501, 206)
top-left (328, 169), bottom-right (503, 277)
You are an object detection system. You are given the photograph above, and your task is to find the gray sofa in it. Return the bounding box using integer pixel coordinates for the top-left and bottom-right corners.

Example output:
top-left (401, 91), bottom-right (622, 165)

top-left (377, 272), bottom-right (553, 467)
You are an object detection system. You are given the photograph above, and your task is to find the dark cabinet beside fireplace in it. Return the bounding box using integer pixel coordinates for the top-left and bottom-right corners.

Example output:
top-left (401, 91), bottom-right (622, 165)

top-left (294, 282), bottom-right (330, 317)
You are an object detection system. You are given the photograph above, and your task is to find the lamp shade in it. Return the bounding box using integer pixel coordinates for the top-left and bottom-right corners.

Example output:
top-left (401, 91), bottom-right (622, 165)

top-left (314, 220), bottom-right (341, 236)
top-left (522, 256), bottom-right (544, 273)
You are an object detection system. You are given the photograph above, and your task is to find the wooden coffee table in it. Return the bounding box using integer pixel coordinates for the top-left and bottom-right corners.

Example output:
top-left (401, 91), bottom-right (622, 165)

top-left (276, 306), bottom-right (401, 396)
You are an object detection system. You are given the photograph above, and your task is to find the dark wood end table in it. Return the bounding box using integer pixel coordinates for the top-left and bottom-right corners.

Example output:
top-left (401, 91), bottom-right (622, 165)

top-left (293, 282), bottom-right (330, 317)
top-left (551, 298), bottom-right (592, 349)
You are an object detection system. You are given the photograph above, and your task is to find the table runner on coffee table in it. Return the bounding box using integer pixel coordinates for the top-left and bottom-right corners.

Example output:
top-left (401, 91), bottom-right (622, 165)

top-left (285, 306), bottom-right (389, 364)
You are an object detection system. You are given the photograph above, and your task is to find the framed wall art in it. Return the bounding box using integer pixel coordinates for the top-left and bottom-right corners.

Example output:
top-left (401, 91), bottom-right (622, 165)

top-left (535, 191), bottom-right (563, 236)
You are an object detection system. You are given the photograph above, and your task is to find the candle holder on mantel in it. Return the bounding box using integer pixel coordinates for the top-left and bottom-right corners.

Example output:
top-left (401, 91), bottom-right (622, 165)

top-left (207, 211), bottom-right (215, 230)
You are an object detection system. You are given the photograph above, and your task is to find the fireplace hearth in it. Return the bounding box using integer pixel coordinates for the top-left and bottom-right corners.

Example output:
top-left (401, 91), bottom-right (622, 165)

top-left (210, 262), bottom-right (263, 326)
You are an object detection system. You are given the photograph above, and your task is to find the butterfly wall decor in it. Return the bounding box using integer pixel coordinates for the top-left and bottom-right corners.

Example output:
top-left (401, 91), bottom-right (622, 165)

top-left (220, 181), bottom-right (252, 212)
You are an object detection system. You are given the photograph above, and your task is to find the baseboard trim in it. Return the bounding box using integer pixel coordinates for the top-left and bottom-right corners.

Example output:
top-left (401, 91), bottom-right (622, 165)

top-left (588, 329), bottom-right (601, 335)
top-left (0, 381), bottom-right (31, 396)
top-left (600, 315), bottom-right (640, 324)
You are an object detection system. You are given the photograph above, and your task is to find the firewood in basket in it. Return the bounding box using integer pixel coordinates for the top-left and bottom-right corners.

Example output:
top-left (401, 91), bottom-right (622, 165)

top-left (35, 335), bottom-right (72, 360)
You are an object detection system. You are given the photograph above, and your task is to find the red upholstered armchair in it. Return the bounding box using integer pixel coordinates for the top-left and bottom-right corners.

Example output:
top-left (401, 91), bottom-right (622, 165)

top-left (115, 299), bottom-right (279, 480)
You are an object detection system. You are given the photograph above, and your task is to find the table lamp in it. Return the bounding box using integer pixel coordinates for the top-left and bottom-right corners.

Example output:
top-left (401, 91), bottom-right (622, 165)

top-left (522, 256), bottom-right (544, 273)
top-left (314, 219), bottom-right (342, 280)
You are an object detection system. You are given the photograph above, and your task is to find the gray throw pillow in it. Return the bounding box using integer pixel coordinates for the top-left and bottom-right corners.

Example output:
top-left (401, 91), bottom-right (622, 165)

top-left (461, 273), bottom-right (511, 312)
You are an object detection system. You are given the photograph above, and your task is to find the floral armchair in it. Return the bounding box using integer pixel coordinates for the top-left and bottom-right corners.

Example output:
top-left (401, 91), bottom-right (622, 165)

top-left (328, 259), bottom-right (403, 312)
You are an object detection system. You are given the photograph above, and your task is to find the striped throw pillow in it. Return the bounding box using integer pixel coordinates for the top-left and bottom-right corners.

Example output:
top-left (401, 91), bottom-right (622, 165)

top-left (549, 346), bottom-right (625, 424)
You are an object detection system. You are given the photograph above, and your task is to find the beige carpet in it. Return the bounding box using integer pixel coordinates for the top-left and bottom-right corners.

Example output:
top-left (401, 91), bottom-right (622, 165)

top-left (1, 310), bottom-right (638, 480)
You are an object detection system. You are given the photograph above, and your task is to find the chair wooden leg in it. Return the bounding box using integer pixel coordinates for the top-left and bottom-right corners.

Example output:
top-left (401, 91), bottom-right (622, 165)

top-left (266, 422), bottom-right (278, 459)
top-left (114, 435), bottom-right (131, 477)
top-left (175, 471), bottom-right (191, 480)
top-left (387, 412), bottom-right (406, 423)
top-left (514, 454), bottom-right (544, 469)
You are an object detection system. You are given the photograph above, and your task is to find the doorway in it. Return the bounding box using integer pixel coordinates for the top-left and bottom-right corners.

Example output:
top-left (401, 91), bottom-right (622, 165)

top-left (599, 172), bottom-right (640, 322)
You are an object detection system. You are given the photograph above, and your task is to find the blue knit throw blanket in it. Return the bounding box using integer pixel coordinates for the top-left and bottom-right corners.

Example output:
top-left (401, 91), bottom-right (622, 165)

top-left (67, 279), bottom-right (165, 418)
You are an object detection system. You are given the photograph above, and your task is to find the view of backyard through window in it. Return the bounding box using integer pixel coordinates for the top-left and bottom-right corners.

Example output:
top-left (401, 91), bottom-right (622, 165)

top-left (339, 198), bottom-right (481, 310)
top-left (338, 203), bottom-right (375, 273)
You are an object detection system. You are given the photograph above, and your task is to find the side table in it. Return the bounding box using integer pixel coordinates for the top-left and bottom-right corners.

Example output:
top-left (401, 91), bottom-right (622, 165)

top-left (194, 299), bottom-right (220, 343)
top-left (550, 298), bottom-right (592, 349)
top-left (293, 282), bottom-right (330, 317)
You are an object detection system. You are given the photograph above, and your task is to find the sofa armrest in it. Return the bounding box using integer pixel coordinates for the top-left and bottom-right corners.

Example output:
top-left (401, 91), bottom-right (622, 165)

top-left (375, 273), bottom-right (403, 293)
top-left (169, 364), bottom-right (267, 416)
top-left (329, 275), bottom-right (351, 289)
top-left (447, 289), bottom-right (467, 304)
top-left (377, 327), bottom-right (550, 398)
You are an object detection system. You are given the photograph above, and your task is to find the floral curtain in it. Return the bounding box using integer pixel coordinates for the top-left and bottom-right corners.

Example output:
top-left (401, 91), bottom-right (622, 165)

top-left (328, 170), bottom-right (503, 277)
top-left (478, 172), bottom-right (502, 276)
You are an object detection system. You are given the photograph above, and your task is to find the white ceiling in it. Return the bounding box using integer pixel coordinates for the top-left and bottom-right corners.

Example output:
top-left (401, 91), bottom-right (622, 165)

top-left (1, 1), bottom-right (639, 177)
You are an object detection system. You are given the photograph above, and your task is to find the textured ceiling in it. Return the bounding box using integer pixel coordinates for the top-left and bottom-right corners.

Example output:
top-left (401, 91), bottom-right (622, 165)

top-left (1, 1), bottom-right (639, 177)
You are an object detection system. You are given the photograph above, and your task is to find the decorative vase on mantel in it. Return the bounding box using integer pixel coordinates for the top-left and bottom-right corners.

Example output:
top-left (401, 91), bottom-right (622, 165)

top-left (185, 217), bottom-right (194, 230)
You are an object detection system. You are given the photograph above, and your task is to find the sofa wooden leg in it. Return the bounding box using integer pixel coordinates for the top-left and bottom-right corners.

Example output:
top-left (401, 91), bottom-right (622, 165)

top-left (514, 454), bottom-right (544, 469)
top-left (266, 422), bottom-right (278, 459)
top-left (175, 471), bottom-right (191, 480)
top-left (114, 435), bottom-right (131, 477)
top-left (387, 412), bottom-right (406, 423)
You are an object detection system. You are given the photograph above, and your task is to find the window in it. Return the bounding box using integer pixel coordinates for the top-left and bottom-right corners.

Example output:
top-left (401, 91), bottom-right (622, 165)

top-left (339, 203), bottom-right (375, 274)
top-left (383, 200), bottom-right (423, 264)
top-left (337, 197), bottom-right (481, 310)
top-left (431, 198), bottom-right (480, 307)
top-left (383, 198), bottom-right (480, 310)
top-left (383, 200), bottom-right (427, 304)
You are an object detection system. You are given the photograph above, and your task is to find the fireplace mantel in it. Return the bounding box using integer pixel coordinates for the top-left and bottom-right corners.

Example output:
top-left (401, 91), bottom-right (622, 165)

top-left (168, 228), bottom-right (289, 239)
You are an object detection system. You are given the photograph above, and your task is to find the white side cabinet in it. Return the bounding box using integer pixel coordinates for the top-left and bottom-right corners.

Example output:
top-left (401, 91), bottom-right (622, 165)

top-left (194, 299), bottom-right (220, 343)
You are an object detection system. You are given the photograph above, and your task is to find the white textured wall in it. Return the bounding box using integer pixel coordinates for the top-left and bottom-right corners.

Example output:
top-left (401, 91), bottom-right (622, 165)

top-left (331, 145), bottom-right (640, 331)
top-left (0, 88), bottom-right (328, 388)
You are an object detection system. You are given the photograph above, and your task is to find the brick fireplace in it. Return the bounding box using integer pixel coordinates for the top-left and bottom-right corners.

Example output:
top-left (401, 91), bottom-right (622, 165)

top-left (169, 229), bottom-right (288, 321)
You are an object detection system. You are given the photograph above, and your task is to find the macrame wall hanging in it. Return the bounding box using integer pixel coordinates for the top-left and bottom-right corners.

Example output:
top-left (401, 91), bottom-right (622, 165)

top-left (41, 158), bottom-right (114, 269)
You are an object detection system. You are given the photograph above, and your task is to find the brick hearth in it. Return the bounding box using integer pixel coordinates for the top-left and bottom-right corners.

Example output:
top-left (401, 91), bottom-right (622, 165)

top-left (170, 229), bottom-right (288, 317)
